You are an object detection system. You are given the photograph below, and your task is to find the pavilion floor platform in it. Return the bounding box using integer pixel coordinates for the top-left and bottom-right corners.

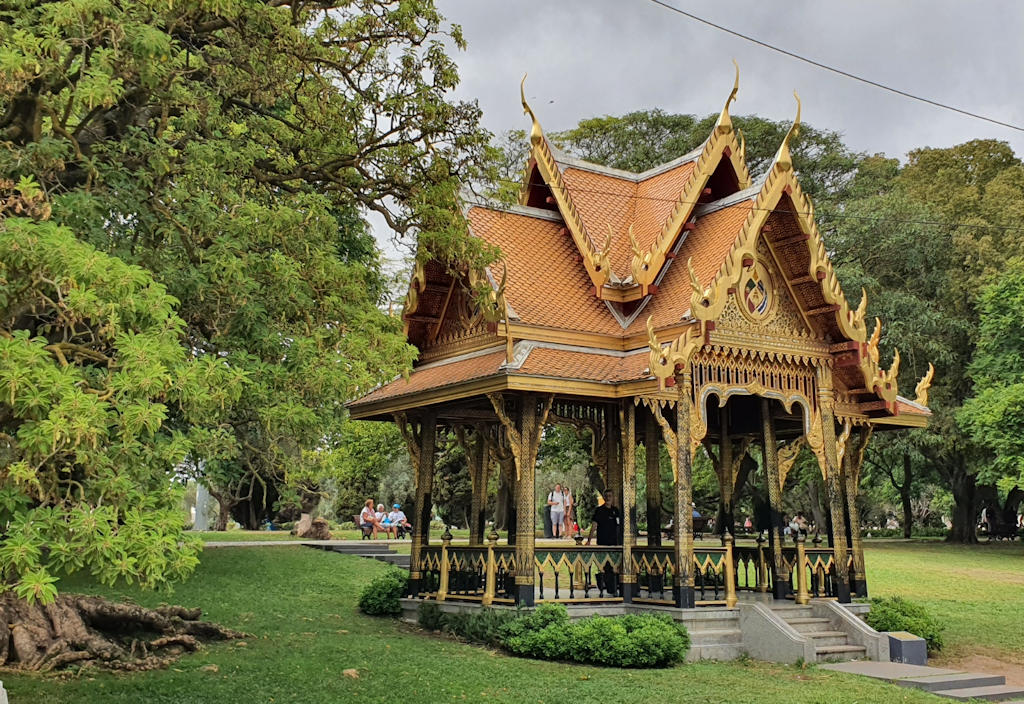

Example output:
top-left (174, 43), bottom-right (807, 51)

top-left (398, 594), bottom-right (881, 664)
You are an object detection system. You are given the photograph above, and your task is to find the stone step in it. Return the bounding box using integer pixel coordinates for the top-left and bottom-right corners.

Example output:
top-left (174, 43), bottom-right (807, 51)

top-left (687, 642), bottom-right (743, 662)
top-left (814, 644), bottom-right (866, 662)
top-left (931, 685), bottom-right (1024, 702)
top-left (896, 673), bottom-right (1007, 693)
top-left (785, 617), bottom-right (833, 633)
top-left (806, 630), bottom-right (850, 647)
top-left (770, 605), bottom-right (814, 618)
top-left (689, 628), bottom-right (743, 645)
top-left (329, 544), bottom-right (394, 554)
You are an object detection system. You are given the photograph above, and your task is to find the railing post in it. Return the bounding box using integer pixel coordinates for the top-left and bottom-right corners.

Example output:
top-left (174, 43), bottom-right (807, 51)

top-left (795, 533), bottom-right (810, 605)
top-left (724, 533), bottom-right (738, 608)
top-left (437, 528), bottom-right (452, 602)
top-left (483, 529), bottom-right (498, 605)
top-left (756, 534), bottom-right (769, 592)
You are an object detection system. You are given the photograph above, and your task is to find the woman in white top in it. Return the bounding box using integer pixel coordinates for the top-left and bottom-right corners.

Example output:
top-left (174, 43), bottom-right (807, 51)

top-left (360, 499), bottom-right (382, 539)
top-left (562, 487), bottom-right (574, 537)
top-left (547, 483), bottom-right (567, 538)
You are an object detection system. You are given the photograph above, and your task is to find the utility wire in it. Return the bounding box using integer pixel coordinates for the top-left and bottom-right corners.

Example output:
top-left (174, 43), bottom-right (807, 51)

top-left (643, 0), bottom-right (1024, 133)
top-left (490, 178), bottom-right (1024, 234)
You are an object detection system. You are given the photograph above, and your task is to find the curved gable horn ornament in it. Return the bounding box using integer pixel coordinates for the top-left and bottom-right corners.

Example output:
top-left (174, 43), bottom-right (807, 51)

top-left (914, 362), bottom-right (935, 407)
top-left (775, 91), bottom-right (801, 171)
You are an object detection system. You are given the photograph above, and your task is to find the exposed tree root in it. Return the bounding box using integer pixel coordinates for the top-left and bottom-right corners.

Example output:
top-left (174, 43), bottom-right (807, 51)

top-left (0, 593), bottom-right (246, 672)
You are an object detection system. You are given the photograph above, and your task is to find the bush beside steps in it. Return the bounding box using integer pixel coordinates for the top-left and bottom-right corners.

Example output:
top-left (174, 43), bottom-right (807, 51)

top-left (417, 602), bottom-right (689, 668)
top-left (865, 595), bottom-right (944, 653)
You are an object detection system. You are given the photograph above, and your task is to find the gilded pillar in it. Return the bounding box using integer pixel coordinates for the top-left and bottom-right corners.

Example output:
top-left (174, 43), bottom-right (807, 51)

top-left (718, 405), bottom-right (733, 537)
top-left (760, 397), bottom-right (788, 600)
top-left (844, 426), bottom-right (872, 598)
top-left (645, 411), bottom-right (662, 547)
top-left (489, 392), bottom-right (552, 607)
top-left (407, 409), bottom-right (436, 597)
top-left (620, 401), bottom-right (637, 601)
top-left (815, 367), bottom-right (852, 603)
top-left (673, 374), bottom-right (695, 608)
top-left (513, 396), bottom-right (537, 605)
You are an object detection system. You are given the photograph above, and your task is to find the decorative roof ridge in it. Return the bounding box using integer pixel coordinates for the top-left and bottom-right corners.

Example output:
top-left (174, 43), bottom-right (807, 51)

top-left (503, 339), bottom-right (649, 370)
top-left (519, 75), bottom-right (614, 294)
top-left (693, 183), bottom-right (761, 217)
top-left (626, 63), bottom-right (752, 297)
top-left (463, 195), bottom-right (564, 223)
top-left (550, 143), bottom-right (703, 183)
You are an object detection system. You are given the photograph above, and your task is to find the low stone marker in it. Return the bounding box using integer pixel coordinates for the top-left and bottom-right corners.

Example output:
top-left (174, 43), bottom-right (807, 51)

top-left (887, 631), bottom-right (927, 665)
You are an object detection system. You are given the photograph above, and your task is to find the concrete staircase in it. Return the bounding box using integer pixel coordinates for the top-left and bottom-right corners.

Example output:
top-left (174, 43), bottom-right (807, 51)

top-left (823, 662), bottom-right (1024, 702)
top-left (770, 604), bottom-right (866, 662)
top-left (305, 541), bottom-right (410, 569)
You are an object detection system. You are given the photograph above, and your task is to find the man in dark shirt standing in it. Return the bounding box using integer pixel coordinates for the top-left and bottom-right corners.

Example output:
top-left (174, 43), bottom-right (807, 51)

top-left (586, 489), bottom-right (621, 596)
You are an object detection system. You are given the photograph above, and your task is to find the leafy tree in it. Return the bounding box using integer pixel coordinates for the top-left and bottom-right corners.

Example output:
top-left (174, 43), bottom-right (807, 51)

top-left (0, 200), bottom-right (244, 667)
top-left (0, 0), bottom-right (494, 530)
top-left (959, 259), bottom-right (1024, 504)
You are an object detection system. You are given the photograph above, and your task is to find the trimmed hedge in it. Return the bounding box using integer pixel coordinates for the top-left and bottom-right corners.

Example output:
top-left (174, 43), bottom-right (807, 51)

top-left (865, 596), bottom-right (944, 653)
top-left (357, 568), bottom-right (408, 616)
top-left (419, 602), bottom-right (690, 668)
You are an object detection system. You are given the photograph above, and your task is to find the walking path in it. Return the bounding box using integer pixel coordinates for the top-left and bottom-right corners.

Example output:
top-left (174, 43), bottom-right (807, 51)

top-left (821, 661), bottom-right (1024, 702)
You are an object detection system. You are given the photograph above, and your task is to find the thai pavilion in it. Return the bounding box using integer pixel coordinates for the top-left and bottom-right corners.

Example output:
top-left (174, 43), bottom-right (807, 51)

top-left (347, 71), bottom-right (932, 643)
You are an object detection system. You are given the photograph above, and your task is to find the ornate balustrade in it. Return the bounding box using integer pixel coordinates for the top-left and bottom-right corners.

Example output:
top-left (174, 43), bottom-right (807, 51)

top-left (413, 535), bottom-right (834, 607)
top-left (534, 547), bottom-right (622, 601)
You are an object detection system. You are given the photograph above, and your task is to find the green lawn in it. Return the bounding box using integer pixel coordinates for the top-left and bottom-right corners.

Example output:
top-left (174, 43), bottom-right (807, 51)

top-left (863, 539), bottom-right (1024, 663)
top-left (3, 545), bottom-right (972, 704)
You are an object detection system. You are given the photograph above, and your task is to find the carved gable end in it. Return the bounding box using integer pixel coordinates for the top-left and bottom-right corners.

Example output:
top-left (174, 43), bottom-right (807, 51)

top-left (708, 236), bottom-right (828, 364)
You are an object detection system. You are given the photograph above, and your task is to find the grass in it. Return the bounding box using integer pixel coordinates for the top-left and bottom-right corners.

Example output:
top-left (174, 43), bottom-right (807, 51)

top-left (3, 545), bottom-right (969, 704)
top-left (863, 539), bottom-right (1024, 663)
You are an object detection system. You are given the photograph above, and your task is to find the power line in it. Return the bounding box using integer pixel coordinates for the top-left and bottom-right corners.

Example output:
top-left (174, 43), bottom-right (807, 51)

top-left (484, 178), bottom-right (1024, 234)
top-left (643, 0), bottom-right (1024, 133)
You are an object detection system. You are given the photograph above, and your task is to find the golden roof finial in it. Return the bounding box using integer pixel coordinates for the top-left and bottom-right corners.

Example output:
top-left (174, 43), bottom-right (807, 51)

top-left (520, 74), bottom-right (544, 146)
top-left (914, 362), bottom-right (935, 407)
top-left (717, 59), bottom-right (740, 133)
top-left (775, 91), bottom-right (801, 170)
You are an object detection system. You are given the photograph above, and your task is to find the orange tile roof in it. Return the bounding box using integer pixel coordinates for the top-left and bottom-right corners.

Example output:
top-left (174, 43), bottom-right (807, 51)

top-left (624, 201), bottom-right (753, 335)
top-left (353, 349), bottom-right (507, 405)
top-left (559, 160), bottom-right (696, 281)
top-left (467, 206), bottom-right (623, 335)
top-left (516, 346), bottom-right (650, 383)
top-left (895, 398), bottom-right (931, 416)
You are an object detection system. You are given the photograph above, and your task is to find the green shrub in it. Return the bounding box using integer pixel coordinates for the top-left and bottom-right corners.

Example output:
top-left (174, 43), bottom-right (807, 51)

top-left (444, 607), bottom-right (519, 647)
top-left (417, 602), bottom-right (445, 631)
top-left (357, 568), bottom-right (408, 616)
top-left (500, 604), bottom-right (689, 668)
top-left (866, 596), bottom-right (944, 652)
top-left (338, 521), bottom-right (356, 530)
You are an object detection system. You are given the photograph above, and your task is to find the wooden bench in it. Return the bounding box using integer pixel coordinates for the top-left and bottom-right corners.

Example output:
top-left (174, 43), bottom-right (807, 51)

top-left (352, 514), bottom-right (373, 540)
top-left (662, 516), bottom-right (709, 541)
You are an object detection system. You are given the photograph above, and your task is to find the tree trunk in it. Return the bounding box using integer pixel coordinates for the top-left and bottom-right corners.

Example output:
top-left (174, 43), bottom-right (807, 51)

top-left (0, 593), bottom-right (244, 671)
top-left (947, 469), bottom-right (978, 544)
top-left (213, 499), bottom-right (234, 531)
top-left (899, 455), bottom-right (914, 539)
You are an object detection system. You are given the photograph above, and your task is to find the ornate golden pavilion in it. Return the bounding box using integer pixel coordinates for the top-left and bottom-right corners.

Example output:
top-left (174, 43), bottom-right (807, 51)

top-left (348, 72), bottom-right (932, 609)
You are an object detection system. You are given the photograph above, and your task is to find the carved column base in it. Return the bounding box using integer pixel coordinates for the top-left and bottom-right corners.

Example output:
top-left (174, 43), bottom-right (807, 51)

top-left (620, 578), bottom-right (637, 603)
top-left (835, 577), bottom-right (852, 603)
top-left (850, 577), bottom-right (868, 599)
top-left (772, 571), bottom-right (789, 601)
top-left (514, 583), bottom-right (535, 607)
top-left (673, 584), bottom-right (695, 609)
top-left (407, 574), bottom-right (421, 597)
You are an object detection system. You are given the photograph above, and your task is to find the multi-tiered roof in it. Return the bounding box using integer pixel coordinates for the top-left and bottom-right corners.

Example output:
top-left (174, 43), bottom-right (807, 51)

top-left (348, 72), bottom-right (932, 428)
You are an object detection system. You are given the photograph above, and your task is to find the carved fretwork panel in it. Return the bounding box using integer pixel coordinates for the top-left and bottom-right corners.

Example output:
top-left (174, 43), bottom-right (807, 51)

top-left (687, 347), bottom-right (819, 442)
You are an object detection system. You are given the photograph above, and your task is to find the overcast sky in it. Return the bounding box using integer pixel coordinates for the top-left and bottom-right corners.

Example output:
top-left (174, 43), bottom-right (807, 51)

top-left (376, 0), bottom-right (1024, 268)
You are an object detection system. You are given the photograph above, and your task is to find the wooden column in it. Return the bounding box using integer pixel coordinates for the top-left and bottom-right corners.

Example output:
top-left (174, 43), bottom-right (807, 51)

top-left (645, 411), bottom-right (662, 547)
top-left (816, 368), bottom-right (852, 603)
top-left (718, 405), bottom-right (733, 537)
top-left (760, 397), bottom-right (788, 600)
top-left (673, 376), bottom-right (695, 608)
top-left (466, 426), bottom-right (488, 546)
top-left (406, 410), bottom-right (436, 597)
top-left (620, 401), bottom-right (637, 602)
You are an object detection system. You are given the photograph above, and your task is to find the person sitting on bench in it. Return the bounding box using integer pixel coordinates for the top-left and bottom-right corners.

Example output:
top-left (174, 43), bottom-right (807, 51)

top-left (359, 499), bottom-right (382, 539)
top-left (387, 504), bottom-right (412, 539)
